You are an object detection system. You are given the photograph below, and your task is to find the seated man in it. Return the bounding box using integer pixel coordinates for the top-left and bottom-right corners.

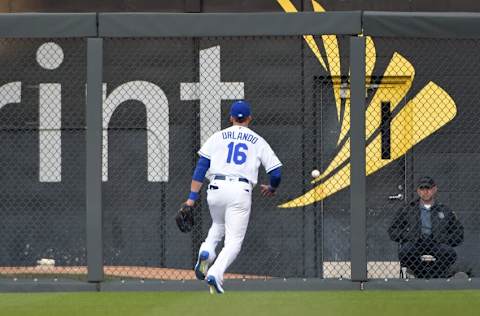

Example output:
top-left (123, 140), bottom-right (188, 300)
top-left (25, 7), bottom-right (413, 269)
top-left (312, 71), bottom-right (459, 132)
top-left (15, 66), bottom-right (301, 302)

top-left (388, 176), bottom-right (464, 278)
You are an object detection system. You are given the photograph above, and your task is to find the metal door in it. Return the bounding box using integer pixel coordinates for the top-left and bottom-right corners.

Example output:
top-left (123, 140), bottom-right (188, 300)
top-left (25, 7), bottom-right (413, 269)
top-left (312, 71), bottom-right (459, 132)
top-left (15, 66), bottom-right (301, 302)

top-left (314, 77), bottom-right (411, 279)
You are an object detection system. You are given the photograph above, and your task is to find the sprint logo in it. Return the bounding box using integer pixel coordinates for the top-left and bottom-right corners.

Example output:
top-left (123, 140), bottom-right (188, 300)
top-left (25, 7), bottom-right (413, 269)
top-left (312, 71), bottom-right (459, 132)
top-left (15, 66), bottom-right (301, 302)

top-left (277, 0), bottom-right (457, 207)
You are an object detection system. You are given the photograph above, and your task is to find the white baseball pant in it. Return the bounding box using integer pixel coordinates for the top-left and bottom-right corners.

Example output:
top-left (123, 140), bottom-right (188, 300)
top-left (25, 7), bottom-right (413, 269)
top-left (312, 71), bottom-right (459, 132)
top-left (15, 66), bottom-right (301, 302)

top-left (198, 177), bottom-right (252, 286)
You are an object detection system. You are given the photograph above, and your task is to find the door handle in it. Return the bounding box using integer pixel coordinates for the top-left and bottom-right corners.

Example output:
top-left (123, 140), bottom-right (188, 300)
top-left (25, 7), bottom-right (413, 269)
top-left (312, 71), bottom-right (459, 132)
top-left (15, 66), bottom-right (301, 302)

top-left (388, 193), bottom-right (403, 200)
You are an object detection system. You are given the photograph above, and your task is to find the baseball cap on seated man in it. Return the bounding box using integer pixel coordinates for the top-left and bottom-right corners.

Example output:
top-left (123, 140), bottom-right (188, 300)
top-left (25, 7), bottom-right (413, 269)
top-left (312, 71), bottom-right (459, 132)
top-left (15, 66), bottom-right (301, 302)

top-left (230, 100), bottom-right (251, 119)
top-left (417, 176), bottom-right (436, 189)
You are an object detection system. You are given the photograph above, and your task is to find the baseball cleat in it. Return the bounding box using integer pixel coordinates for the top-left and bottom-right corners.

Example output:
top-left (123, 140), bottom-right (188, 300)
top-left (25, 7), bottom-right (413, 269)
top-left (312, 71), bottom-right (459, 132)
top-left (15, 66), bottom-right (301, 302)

top-left (206, 275), bottom-right (224, 294)
top-left (194, 251), bottom-right (210, 280)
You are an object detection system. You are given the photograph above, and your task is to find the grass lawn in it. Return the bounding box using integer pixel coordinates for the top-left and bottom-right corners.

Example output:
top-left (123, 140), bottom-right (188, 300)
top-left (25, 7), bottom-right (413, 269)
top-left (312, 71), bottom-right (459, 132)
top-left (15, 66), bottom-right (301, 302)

top-left (0, 290), bottom-right (479, 316)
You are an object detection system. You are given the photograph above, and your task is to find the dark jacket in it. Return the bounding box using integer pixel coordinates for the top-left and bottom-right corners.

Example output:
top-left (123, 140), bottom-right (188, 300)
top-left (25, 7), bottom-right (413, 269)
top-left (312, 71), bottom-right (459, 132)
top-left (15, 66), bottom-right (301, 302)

top-left (388, 199), bottom-right (464, 247)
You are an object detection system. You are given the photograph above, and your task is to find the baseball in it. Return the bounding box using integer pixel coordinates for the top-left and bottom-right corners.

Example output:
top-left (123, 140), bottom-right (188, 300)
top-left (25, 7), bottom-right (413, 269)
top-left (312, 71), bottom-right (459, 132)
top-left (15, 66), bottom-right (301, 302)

top-left (311, 169), bottom-right (320, 178)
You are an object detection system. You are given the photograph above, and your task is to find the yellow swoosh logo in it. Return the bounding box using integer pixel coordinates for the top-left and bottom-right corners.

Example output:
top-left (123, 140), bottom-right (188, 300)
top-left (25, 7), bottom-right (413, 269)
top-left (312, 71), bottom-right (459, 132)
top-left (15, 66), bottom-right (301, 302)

top-left (276, 0), bottom-right (457, 208)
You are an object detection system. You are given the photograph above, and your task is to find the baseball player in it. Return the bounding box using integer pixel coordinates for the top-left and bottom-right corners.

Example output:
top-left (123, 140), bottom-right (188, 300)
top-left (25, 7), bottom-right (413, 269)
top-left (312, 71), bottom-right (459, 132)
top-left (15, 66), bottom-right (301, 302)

top-left (184, 100), bottom-right (282, 294)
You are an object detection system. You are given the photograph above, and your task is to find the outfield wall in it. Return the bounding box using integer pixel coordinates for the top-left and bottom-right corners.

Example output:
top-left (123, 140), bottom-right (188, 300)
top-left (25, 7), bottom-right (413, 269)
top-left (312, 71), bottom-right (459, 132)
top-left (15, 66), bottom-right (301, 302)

top-left (0, 12), bottom-right (478, 288)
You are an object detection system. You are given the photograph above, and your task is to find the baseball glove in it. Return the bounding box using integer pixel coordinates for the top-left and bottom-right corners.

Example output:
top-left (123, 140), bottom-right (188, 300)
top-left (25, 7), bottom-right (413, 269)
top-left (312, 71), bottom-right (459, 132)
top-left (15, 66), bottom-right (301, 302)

top-left (175, 203), bottom-right (194, 233)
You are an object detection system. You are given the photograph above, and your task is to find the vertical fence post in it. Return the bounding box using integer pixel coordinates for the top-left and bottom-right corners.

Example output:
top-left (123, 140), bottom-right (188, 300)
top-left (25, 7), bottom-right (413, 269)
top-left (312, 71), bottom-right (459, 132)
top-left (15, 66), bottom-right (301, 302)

top-left (350, 35), bottom-right (367, 282)
top-left (86, 37), bottom-right (104, 282)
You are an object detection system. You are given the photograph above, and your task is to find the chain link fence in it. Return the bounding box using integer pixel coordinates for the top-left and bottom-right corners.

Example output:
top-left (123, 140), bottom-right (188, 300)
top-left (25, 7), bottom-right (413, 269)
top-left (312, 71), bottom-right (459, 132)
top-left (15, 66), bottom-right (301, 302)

top-left (101, 35), bottom-right (351, 280)
top-left (0, 13), bottom-right (479, 287)
top-left (366, 37), bottom-right (480, 279)
top-left (0, 38), bottom-right (87, 280)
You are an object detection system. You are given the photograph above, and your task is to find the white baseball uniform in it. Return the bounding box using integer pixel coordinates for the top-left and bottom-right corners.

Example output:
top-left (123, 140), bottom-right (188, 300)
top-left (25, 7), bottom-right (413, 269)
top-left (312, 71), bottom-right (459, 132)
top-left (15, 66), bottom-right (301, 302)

top-left (198, 124), bottom-right (282, 286)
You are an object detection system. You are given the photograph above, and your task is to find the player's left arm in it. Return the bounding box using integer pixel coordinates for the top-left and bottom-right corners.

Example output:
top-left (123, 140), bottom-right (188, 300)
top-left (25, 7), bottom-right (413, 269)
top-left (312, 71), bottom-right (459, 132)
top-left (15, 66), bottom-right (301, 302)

top-left (185, 156), bottom-right (210, 206)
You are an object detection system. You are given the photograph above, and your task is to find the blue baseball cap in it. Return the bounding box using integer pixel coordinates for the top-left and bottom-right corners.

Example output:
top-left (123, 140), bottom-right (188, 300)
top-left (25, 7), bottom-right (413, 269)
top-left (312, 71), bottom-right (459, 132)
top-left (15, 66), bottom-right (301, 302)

top-left (230, 100), bottom-right (251, 119)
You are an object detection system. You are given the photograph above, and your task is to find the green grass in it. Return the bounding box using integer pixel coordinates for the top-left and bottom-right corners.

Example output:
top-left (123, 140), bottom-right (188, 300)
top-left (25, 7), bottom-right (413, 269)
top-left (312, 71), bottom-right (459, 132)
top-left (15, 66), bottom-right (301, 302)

top-left (0, 291), bottom-right (479, 316)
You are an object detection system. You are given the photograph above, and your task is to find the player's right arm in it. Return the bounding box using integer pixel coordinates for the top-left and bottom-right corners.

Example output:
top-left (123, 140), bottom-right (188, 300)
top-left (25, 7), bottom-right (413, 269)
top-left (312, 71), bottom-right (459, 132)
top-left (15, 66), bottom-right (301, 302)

top-left (260, 167), bottom-right (282, 197)
top-left (259, 140), bottom-right (282, 197)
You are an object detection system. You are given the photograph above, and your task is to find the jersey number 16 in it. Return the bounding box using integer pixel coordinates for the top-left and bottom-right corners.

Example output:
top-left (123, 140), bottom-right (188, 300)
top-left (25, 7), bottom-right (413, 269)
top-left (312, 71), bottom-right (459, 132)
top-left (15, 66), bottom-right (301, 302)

top-left (226, 142), bottom-right (248, 165)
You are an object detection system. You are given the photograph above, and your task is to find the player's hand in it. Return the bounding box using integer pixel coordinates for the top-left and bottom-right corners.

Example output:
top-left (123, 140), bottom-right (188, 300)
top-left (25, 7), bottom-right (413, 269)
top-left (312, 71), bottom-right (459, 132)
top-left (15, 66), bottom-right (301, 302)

top-left (260, 184), bottom-right (276, 197)
top-left (185, 199), bottom-right (195, 207)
